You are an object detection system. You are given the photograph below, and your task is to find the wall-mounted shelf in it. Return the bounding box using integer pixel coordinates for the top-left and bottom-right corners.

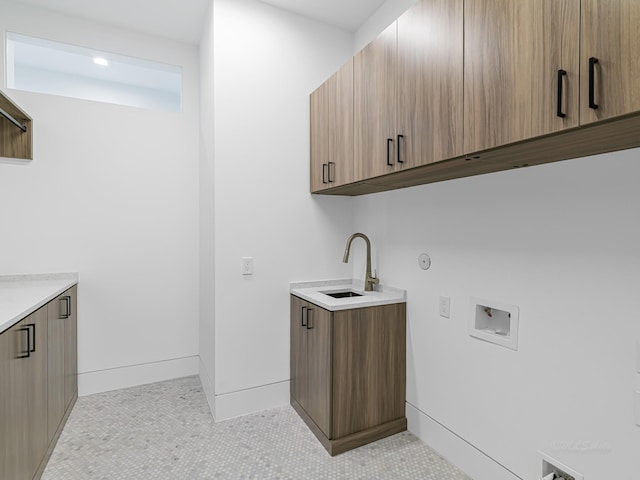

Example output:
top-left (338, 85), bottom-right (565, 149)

top-left (0, 90), bottom-right (33, 160)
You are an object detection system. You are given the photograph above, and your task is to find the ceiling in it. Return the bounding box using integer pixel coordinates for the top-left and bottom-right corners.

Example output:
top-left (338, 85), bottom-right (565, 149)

top-left (10, 0), bottom-right (387, 45)
top-left (258, 0), bottom-right (387, 31)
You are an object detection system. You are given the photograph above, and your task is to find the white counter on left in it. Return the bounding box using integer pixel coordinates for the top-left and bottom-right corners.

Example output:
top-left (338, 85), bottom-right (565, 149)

top-left (0, 273), bottom-right (79, 334)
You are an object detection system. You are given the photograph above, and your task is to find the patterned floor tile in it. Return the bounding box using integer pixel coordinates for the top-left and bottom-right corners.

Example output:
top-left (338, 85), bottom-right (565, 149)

top-left (43, 376), bottom-right (472, 480)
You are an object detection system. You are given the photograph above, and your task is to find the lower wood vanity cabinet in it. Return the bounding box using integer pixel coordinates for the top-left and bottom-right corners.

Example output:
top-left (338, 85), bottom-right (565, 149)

top-left (290, 295), bottom-right (407, 455)
top-left (1, 285), bottom-right (78, 480)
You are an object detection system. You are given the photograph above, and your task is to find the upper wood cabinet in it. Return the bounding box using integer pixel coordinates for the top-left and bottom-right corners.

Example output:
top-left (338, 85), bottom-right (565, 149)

top-left (354, 0), bottom-right (464, 181)
top-left (396, 0), bottom-right (464, 169)
top-left (310, 0), bottom-right (640, 196)
top-left (464, 0), bottom-right (580, 153)
top-left (354, 22), bottom-right (397, 181)
top-left (580, 0), bottom-right (640, 125)
top-left (310, 59), bottom-right (354, 193)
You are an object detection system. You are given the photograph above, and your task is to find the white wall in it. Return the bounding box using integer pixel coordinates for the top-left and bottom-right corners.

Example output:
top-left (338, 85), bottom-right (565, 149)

top-left (0, 0), bottom-right (200, 394)
top-left (211, 0), bottom-right (354, 419)
top-left (354, 3), bottom-right (640, 478)
top-left (353, 0), bottom-right (417, 52)
top-left (199, 0), bottom-right (216, 416)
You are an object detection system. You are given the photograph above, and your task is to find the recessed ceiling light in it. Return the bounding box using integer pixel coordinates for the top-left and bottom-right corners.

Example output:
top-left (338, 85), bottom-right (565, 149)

top-left (93, 57), bottom-right (109, 67)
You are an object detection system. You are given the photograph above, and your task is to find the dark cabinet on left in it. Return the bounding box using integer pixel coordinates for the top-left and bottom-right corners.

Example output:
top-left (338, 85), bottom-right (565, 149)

top-left (1, 285), bottom-right (78, 480)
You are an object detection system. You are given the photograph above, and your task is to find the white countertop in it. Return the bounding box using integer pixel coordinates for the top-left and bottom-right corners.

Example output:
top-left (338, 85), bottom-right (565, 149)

top-left (0, 273), bottom-right (79, 334)
top-left (290, 279), bottom-right (406, 311)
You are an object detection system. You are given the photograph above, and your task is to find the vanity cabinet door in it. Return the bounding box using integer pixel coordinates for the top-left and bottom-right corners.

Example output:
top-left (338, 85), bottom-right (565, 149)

top-left (64, 286), bottom-right (78, 409)
top-left (290, 296), bottom-right (332, 437)
top-left (332, 303), bottom-right (406, 439)
top-left (25, 307), bottom-right (48, 479)
top-left (47, 293), bottom-right (67, 442)
top-left (1, 319), bottom-right (29, 480)
top-left (303, 305), bottom-right (332, 437)
top-left (290, 295), bottom-right (307, 406)
top-left (1, 309), bottom-right (48, 480)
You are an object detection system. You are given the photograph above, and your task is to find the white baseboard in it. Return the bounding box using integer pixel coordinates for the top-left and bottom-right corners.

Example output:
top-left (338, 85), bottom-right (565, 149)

top-left (215, 380), bottom-right (290, 421)
top-left (406, 402), bottom-right (521, 480)
top-left (78, 356), bottom-right (199, 397)
top-left (198, 358), bottom-right (216, 419)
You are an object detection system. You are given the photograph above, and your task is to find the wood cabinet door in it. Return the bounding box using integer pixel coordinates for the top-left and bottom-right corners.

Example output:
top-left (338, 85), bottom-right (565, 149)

top-left (64, 286), bottom-right (78, 409)
top-left (326, 59), bottom-right (354, 188)
top-left (354, 22), bottom-right (398, 181)
top-left (25, 307), bottom-right (49, 479)
top-left (310, 83), bottom-right (329, 192)
top-left (290, 295), bottom-right (307, 405)
top-left (2, 320), bottom-right (30, 480)
top-left (464, 0), bottom-right (580, 154)
top-left (47, 294), bottom-right (66, 442)
top-left (397, 0), bottom-right (464, 168)
top-left (332, 304), bottom-right (406, 439)
top-left (580, 0), bottom-right (640, 125)
top-left (303, 304), bottom-right (332, 438)
top-left (539, 0), bottom-right (580, 133)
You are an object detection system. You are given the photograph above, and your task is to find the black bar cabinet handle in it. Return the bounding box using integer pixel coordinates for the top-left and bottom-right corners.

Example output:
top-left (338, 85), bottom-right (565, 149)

top-left (397, 134), bottom-right (404, 163)
top-left (557, 69), bottom-right (567, 118)
top-left (27, 323), bottom-right (36, 352)
top-left (61, 296), bottom-right (71, 319)
top-left (328, 162), bottom-right (335, 183)
top-left (589, 57), bottom-right (599, 109)
top-left (306, 308), bottom-right (314, 329)
top-left (18, 327), bottom-right (30, 358)
top-left (301, 306), bottom-right (307, 327)
top-left (322, 164), bottom-right (328, 184)
top-left (386, 138), bottom-right (393, 166)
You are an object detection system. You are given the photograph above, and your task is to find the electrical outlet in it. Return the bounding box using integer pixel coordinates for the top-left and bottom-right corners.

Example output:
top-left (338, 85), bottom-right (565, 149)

top-left (241, 257), bottom-right (253, 275)
top-left (439, 296), bottom-right (450, 318)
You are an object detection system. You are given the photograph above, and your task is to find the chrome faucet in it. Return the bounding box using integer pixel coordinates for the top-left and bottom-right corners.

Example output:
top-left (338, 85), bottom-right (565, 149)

top-left (342, 233), bottom-right (379, 291)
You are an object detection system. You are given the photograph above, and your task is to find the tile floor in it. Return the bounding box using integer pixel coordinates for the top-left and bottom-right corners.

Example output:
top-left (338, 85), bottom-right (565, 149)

top-left (43, 376), bottom-right (472, 479)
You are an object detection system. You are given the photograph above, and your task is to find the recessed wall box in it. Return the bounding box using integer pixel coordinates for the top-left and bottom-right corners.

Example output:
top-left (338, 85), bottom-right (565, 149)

top-left (540, 451), bottom-right (583, 480)
top-left (469, 297), bottom-right (519, 350)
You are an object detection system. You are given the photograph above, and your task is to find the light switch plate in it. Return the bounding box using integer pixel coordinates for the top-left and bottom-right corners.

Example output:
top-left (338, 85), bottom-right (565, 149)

top-left (635, 390), bottom-right (640, 427)
top-left (636, 340), bottom-right (640, 373)
top-left (241, 257), bottom-right (253, 275)
top-left (439, 296), bottom-right (450, 318)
